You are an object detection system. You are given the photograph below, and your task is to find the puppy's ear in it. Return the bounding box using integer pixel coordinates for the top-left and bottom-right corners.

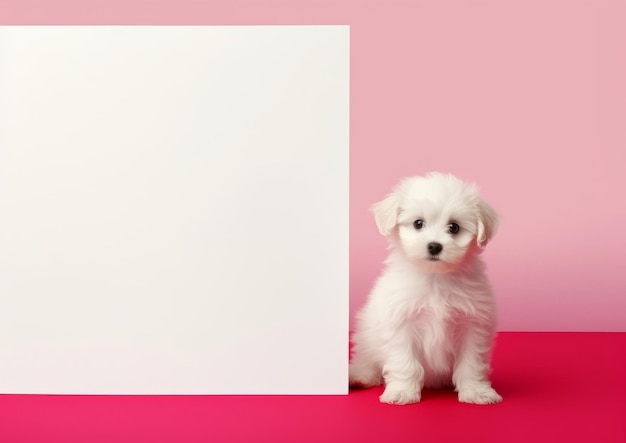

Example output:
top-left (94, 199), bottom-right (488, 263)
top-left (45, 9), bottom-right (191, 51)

top-left (370, 192), bottom-right (400, 236)
top-left (477, 199), bottom-right (499, 248)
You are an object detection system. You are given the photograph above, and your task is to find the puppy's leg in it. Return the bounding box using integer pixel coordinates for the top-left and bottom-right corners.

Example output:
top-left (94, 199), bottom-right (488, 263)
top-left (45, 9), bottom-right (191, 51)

top-left (379, 326), bottom-right (423, 405)
top-left (349, 350), bottom-right (383, 388)
top-left (453, 323), bottom-right (502, 405)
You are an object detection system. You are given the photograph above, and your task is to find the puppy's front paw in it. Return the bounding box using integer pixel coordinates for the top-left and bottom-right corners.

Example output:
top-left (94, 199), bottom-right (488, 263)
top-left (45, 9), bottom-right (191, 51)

top-left (458, 386), bottom-right (502, 405)
top-left (379, 385), bottom-right (421, 405)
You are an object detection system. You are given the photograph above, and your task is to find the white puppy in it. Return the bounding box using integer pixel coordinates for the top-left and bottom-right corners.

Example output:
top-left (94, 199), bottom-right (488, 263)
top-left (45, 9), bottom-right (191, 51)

top-left (349, 172), bottom-right (502, 405)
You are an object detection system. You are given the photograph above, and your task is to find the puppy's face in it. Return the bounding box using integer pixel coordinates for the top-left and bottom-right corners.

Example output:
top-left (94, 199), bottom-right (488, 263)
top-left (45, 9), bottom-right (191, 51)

top-left (372, 173), bottom-right (498, 273)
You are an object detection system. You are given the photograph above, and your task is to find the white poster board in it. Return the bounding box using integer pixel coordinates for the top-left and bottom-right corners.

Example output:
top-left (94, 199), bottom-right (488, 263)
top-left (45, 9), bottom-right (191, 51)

top-left (0, 26), bottom-right (349, 394)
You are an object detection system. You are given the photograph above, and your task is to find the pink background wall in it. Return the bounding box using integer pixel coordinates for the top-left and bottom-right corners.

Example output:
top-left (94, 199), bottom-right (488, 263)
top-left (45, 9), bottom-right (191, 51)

top-left (2, 0), bottom-right (625, 331)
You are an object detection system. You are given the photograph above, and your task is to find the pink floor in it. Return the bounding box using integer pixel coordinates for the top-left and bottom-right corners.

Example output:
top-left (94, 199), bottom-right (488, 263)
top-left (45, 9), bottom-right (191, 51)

top-left (1, 333), bottom-right (624, 442)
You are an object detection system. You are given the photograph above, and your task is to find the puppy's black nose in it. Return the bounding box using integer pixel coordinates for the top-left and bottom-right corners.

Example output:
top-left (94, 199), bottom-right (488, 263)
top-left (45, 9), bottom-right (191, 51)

top-left (428, 242), bottom-right (443, 256)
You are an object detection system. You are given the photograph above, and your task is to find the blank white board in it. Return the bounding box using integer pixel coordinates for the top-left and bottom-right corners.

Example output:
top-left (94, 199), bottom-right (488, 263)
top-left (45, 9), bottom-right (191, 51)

top-left (0, 26), bottom-right (349, 394)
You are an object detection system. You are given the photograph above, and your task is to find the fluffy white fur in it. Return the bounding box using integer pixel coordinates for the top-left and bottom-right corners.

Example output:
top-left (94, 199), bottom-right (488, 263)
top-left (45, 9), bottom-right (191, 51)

top-left (349, 172), bottom-right (502, 405)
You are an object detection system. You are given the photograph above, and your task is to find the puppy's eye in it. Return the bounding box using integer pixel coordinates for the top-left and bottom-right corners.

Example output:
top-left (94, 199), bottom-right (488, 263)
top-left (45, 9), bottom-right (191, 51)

top-left (448, 223), bottom-right (460, 234)
top-left (413, 219), bottom-right (425, 230)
